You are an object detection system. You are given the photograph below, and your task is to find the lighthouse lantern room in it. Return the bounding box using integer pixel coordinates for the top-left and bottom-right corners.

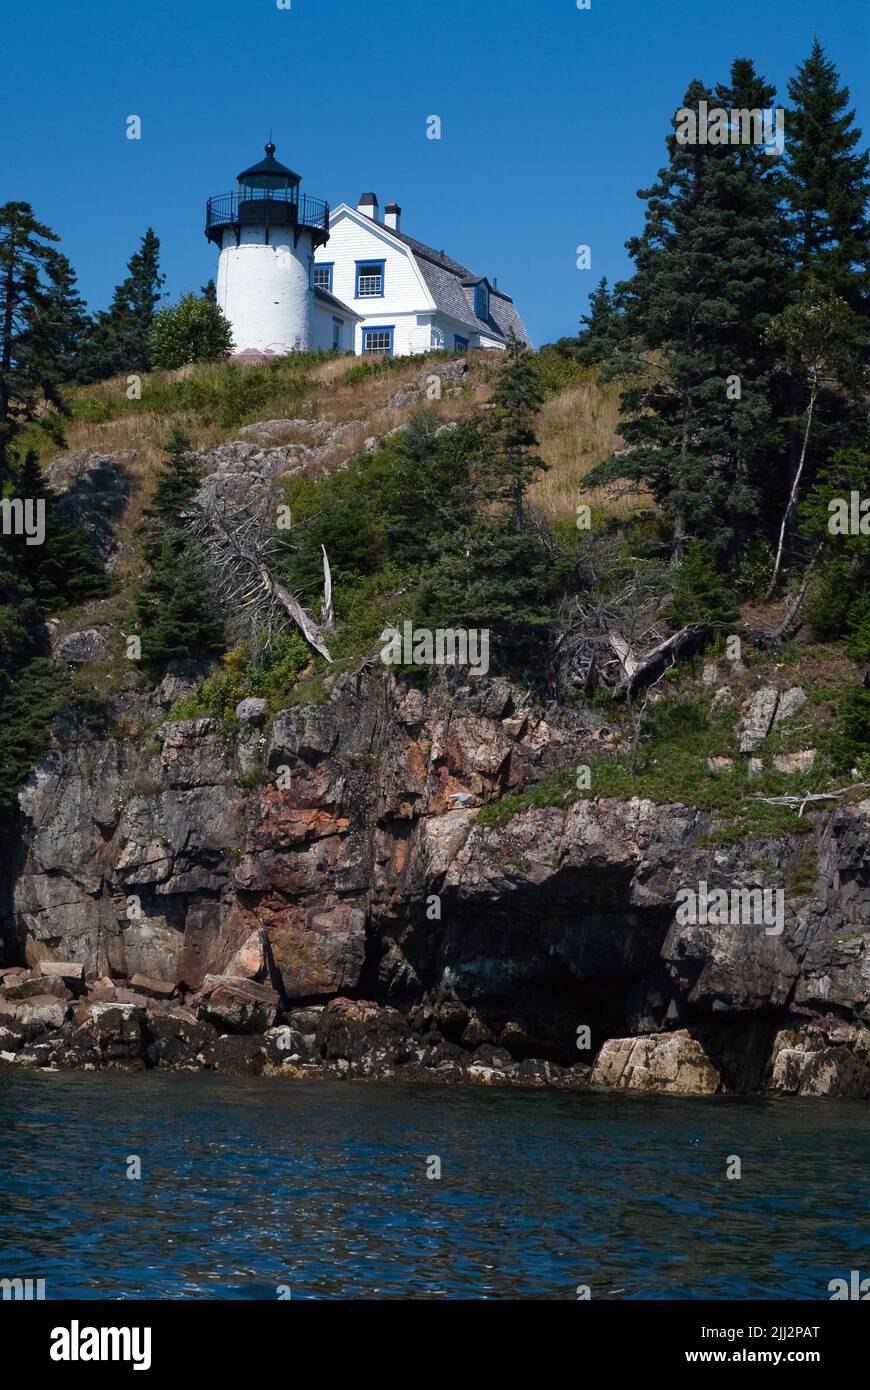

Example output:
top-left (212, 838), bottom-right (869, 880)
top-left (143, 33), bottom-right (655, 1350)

top-left (205, 142), bottom-right (330, 355)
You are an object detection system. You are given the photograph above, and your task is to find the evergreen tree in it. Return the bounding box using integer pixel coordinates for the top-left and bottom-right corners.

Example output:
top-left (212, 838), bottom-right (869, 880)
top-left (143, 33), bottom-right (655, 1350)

top-left (133, 429), bottom-right (224, 674)
top-left (0, 202), bottom-right (69, 489)
top-left (480, 330), bottom-right (547, 522)
top-left (76, 228), bottom-right (165, 382)
top-left (665, 538), bottom-right (738, 629)
top-left (576, 277), bottom-right (622, 366)
top-left (35, 250), bottom-right (91, 384)
top-left (12, 451), bottom-right (109, 608)
top-left (586, 65), bottom-right (789, 565)
top-left (785, 39), bottom-right (870, 311)
top-left (200, 279), bottom-right (217, 303)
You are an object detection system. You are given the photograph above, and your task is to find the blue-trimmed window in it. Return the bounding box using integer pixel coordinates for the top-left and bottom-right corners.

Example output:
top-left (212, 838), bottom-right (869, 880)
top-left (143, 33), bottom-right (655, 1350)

top-left (362, 325), bottom-right (394, 357)
top-left (356, 260), bottom-right (385, 297)
top-left (474, 283), bottom-right (490, 320)
top-left (454, 335), bottom-right (469, 352)
top-left (332, 317), bottom-right (343, 350)
top-left (314, 262), bottom-right (334, 292)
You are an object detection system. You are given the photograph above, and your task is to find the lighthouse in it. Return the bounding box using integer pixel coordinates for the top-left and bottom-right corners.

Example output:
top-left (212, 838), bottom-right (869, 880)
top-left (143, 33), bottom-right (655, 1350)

top-left (205, 142), bottom-right (330, 355)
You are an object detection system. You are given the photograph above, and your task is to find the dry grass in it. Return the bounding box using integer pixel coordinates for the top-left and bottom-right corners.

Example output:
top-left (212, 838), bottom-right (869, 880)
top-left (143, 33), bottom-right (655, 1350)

top-left (42, 348), bottom-right (645, 586)
top-left (531, 375), bottom-right (652, 526)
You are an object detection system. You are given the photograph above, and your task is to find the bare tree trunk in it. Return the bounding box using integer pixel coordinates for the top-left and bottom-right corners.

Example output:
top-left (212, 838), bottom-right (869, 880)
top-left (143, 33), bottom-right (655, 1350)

top-left (321, 546), bottom-right (334, 629)
top-left (761, 539), bottom-right (826, 647)
top-left (767, 376), bottom-right (818, 596)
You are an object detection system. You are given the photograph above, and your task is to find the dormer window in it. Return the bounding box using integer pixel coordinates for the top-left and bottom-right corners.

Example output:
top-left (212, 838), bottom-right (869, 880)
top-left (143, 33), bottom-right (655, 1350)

top-left (474, 282), bottom-right (490, 321)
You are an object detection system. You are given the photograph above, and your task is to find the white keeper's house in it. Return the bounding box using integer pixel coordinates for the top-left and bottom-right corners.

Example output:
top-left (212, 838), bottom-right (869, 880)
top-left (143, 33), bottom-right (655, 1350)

top-left (205, 143), bottom-right (531, 359)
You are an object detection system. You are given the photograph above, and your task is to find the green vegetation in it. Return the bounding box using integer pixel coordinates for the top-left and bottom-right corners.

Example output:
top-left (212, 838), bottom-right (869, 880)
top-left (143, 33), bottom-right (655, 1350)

top-left (132, 429), bottom-right (225, 676)
top-left (278, 347), bottom-right (561, 678)
top-left (170, 636), bottom-right (312, 721)
top-left (147, 293), bottom-right (233, 370)
top-left (478, 695), bottom-right (829, 842)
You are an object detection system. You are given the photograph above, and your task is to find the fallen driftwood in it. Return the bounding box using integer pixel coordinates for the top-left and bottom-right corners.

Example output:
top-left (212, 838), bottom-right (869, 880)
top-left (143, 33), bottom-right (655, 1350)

top-left (188, 502), bottom-right (333, 662)
top-left (749, 784), bottom-right (870, 817)
top-left (612, 623), bottom-right (712, 701)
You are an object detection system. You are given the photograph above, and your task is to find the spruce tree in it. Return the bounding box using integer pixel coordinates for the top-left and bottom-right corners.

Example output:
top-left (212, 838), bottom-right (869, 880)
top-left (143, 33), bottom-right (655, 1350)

top-left (77, 228), bottom-right (165, 382)
top-left (576, 277), bottom-right (622, 367)
top-left (785, 39), bottom-right (870, 311)
top-left (35, 250), bottom-right (91, 384)
top-left (13, 451), bottom-right (109, 608)
top-left (481, 330), bottom-right (547, 523)
top-left (0, 202), bottom-right (70, 489)
top-left (586, 65), bottom-right (789, 565)
top-left (133, 429), bottom-right (224, 675)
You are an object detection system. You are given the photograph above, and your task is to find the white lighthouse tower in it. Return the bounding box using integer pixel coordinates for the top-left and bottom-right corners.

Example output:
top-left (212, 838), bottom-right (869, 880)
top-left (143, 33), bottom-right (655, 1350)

top-left (205, 142), bottom-right (330, 355)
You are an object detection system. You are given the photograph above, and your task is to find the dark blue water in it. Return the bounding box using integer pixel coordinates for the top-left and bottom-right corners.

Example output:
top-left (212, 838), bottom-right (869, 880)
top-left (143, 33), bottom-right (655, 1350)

top-left (0, 1070), bottom-right (867, 1299)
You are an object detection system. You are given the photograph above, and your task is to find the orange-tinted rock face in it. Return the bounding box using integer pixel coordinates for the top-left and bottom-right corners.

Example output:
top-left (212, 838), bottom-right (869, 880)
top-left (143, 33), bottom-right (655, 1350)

top-left (8, 670), bottom-right (870, 1089)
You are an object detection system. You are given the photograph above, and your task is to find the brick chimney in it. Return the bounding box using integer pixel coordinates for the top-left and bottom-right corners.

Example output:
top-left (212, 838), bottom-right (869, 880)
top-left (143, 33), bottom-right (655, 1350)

top-left (358, 192), bottom-right (379, 220)
top-left (384, 202), bottom-right (402, 233)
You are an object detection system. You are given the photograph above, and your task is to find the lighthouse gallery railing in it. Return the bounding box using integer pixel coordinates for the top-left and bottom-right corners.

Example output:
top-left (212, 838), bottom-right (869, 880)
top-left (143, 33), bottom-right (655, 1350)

top-left (205, 190), bottom-right (330, 243)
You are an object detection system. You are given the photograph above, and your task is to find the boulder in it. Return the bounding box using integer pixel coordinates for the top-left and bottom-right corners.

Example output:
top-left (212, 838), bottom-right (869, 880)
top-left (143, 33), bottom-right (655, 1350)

top-left (315, 998), bottom-right (410, 1067)
top-left (146, 1005), bottom-right (218, 1068)
top-left (38, 960), bottom-right (84, 982)
top-left (201, 1035), bottom-right (269, 1075)
top-left (773, 687), bottom-right (807, 726)
top-left (69, 1002), bottom-right (147, 1062)
top-left (54, 629), bottom-right (109, 667)
top-left (773, 749), bottom-right (816, 774)
top-left (590, 1030), bottom-right (721, 1095)
top-left (195, 974), bottom-right (278, 1035)
top-left (129, 974), bottom-right (177, 1000)
top-left (235, 698), bottom-right (269, 726)
top-left (739, 687), bottom-right (779, 753)
top-left (1, 994), bottom-right (69, 1036)
top-left (267, 905), bottom-right (366, 1000)
top-left (225, 929), bottom-right (274, 985)
top-left (767, 1026), bottom-right (870, 1099)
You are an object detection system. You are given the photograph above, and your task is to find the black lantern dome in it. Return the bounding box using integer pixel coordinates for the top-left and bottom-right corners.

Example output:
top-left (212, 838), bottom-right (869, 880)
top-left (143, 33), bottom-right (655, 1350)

top-left (237, 142), bottom-right (301, 192)
top-left (205, 140), bottom-right (330, 249)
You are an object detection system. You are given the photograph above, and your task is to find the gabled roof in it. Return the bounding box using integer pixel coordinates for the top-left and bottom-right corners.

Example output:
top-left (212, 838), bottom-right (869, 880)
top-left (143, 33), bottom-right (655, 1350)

top-left (313, 285), bottom-right (361, 319)
top-left (327, 205), bottom-right (532, 346)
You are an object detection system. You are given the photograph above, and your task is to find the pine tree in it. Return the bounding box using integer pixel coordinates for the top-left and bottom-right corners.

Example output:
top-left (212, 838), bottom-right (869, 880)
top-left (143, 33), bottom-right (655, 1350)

top-left (0, 202), bottom-right (70, 489)
top-left (76, 228), bottom-right (165, 382)
top-left (586, 66), bottom-right (789, 565)
top-left (785, 39), bottom-right (870, 311)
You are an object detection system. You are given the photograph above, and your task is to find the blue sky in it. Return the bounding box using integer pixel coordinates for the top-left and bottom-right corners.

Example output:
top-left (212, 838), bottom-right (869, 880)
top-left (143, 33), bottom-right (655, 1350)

top-left (3, 0), bottom-right (868, 347)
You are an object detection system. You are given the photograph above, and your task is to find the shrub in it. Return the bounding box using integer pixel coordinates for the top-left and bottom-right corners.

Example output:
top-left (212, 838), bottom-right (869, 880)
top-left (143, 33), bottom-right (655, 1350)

top-left (147, 294), bottom-right (233, 370)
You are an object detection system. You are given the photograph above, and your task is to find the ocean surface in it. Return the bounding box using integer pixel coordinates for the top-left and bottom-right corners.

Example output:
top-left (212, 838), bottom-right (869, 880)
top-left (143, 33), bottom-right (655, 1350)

top-left (0, 1069), bottom-right (867, 1300)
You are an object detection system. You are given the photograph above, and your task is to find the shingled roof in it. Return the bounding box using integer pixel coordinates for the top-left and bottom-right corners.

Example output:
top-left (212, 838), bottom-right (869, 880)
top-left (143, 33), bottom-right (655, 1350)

top-left (314, 285), bottom-right (360, 319)
top-left (386, 228), bottom-right (531, 345)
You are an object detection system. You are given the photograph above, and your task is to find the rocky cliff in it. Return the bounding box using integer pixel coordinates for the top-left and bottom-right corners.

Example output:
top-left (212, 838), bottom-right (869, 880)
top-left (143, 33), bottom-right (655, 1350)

top-left (2, 664), bottom-right (868, 1096)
